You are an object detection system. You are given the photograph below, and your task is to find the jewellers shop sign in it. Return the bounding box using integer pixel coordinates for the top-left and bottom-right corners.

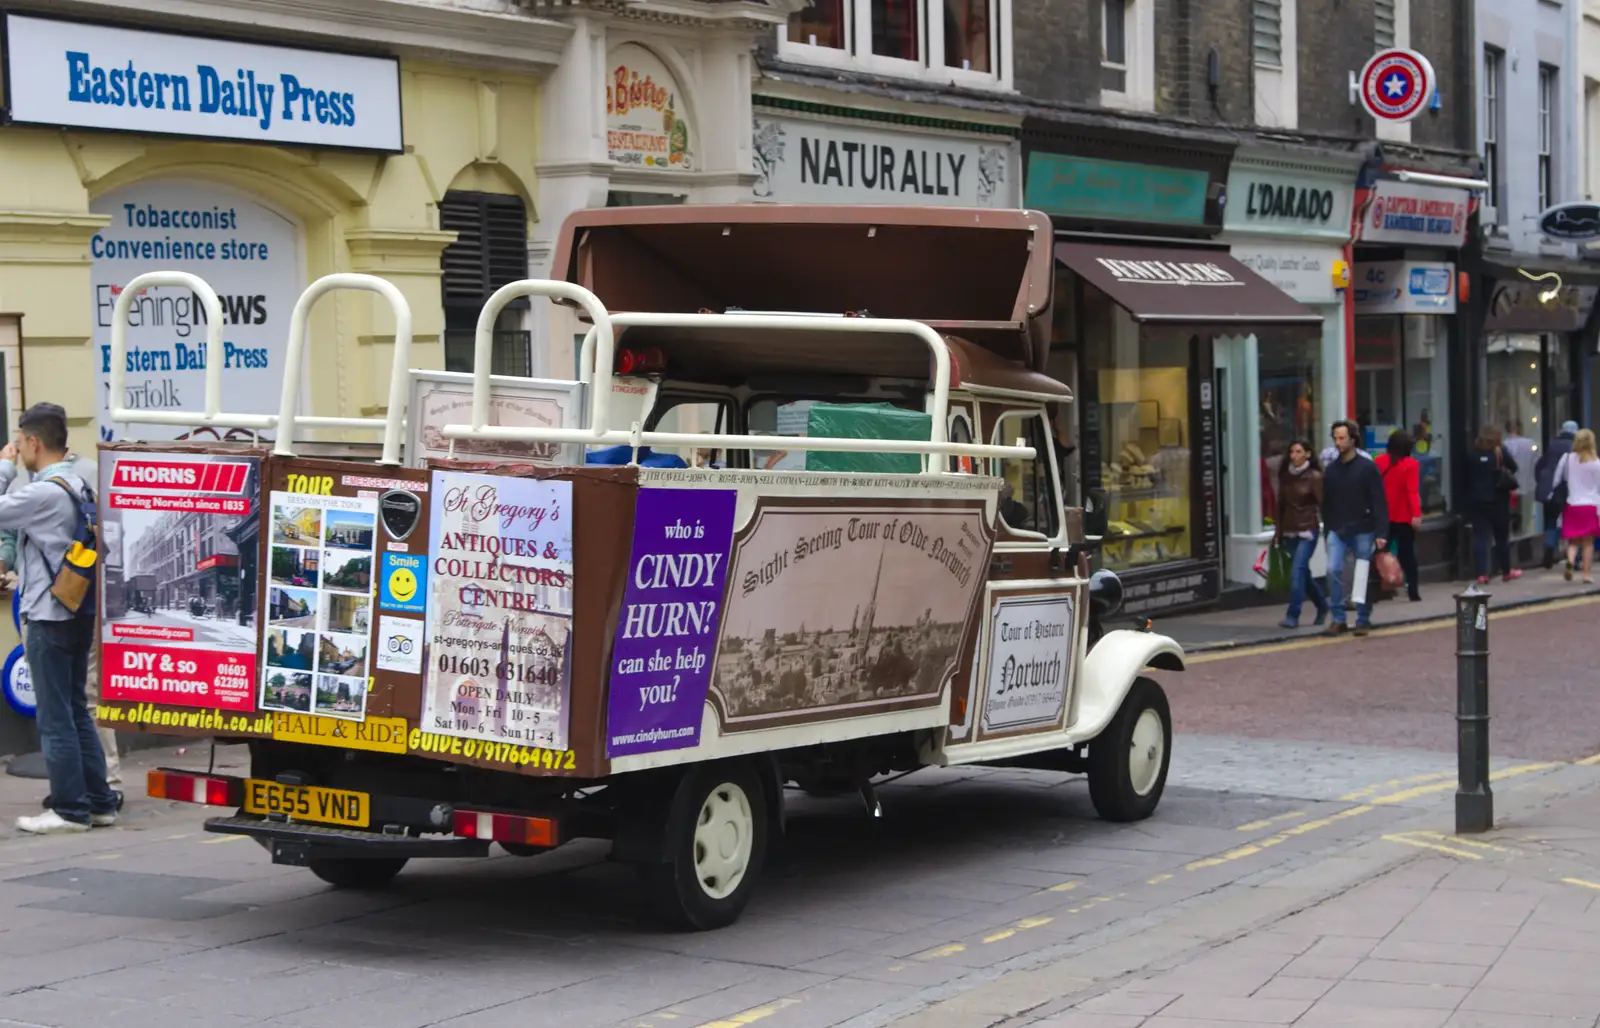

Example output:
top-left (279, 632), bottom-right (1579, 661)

top-left (1, 13), bottom-right (403, 152)
top-left (1360, 180), bottom-right (1469, 248)
top-left (752, 110), bottom-right (1015, 207)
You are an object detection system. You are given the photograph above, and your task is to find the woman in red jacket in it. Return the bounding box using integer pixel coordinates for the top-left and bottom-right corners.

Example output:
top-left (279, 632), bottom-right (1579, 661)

top-left (1375, 429), bottom-right (1424, 601)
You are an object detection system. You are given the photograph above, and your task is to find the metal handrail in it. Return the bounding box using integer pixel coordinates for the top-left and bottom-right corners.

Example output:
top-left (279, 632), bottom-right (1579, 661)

top-left (273, 273), bottom-right (414, 465)
top-left (449, 289), bottom-right (1035, 469)
top-left (108, 272), bottom-right (274, 431)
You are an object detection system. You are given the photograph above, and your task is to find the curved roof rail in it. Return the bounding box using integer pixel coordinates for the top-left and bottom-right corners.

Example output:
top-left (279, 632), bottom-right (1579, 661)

top-left (108, 272), bottom-right (275, 433)
top-left (441, 281), bottom-right (1034, 469)
top-left (273, 274), bottom-right (414, 466)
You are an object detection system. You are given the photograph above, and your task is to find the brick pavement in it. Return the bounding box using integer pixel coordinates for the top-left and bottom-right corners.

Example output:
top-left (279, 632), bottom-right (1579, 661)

top-left (1003, 789), bottom-right (1600, 1028)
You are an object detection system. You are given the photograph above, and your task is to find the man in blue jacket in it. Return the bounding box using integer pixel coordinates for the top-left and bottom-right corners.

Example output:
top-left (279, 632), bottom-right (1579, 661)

top-left (0, 404), bottom-right (117, 834)
top-left (1322, 420), bottom-right (1389, 637)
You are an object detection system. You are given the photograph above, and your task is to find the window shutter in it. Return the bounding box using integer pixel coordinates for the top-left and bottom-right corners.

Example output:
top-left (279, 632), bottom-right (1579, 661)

top-left (438, 191), bottom-right (529, 309)
top-left (1374, 0), bottom-right (1396, 49)
top-left (1252, 0), bottom-right (1282, 67)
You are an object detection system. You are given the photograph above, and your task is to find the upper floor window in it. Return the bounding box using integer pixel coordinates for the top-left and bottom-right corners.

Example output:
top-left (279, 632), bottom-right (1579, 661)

top-left (1539, 64), bottom-right (1558, 212)
top-left (1374, 0), bottom-right (1396, 48)
top-left (1099, 0), bottom-right (1152, 110)
top-left (1484, 46), bottom-right (1504, 220)
top-left (1102, 0), bottom-right (1128, 91)
top-left (1252, 0), bottom-right (1282, 68)
top-left (781, 0), bottom-right (1008, 86)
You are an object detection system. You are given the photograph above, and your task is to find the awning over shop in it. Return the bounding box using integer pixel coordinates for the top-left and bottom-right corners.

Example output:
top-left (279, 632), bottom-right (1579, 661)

top-left (1055, 242), bottom-right (1322, 325)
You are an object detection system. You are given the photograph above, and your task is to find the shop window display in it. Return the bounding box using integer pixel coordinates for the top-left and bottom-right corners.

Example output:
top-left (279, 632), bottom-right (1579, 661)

top-left (1094, 334), bottom-right (1193, 571)
top-left (1486, 334), bottom-right (1543, 539)
top-left (1257, 336), bottom-right (1321, 529)
top-left (1354, 315), bottom-right (1452, 514)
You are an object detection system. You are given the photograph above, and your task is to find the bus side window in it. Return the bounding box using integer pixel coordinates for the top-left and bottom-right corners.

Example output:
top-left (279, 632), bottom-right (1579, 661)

top-left (991, 410), bottom-right (1061, 539)
top-left (650, 398), bottom-right (732, 467)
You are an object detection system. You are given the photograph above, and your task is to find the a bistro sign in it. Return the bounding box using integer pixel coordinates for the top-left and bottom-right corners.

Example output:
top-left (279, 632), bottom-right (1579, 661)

top-left (753, 111), bottom-right (1015, 207)
top-left (606, 44), bottom-right (693, 172)
top-left (0, 12), bottom-right (403, 151)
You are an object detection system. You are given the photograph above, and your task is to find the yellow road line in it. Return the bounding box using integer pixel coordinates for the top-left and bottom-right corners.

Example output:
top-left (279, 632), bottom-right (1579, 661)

top-left (1046, 880), bottom-right (1079, 893)
top-left (1576, 753), bottom-right (1600, 766)
top-left (1383, 833), bottom-right (1484, 860)
top-left (1563, 878), bottom-right (1600, 890)
top-left (1406, 831), bottom-right (1513, 853)
top-left (915, 943), bottom-right (966, 960)
top-left (199, 834), bottom-right (246, 844)
top-left (1148, 873), bottom-right (1173, 884)
top-left (982, 916), bottom-right (1054, 945)
top-left (1186, 594), bottom-right (1600, 664)
top-left (1341, 773), bottom-right (1455, 802)
top-left (696, 999), bottom-right (801, 1028)
top-left (1367, 764), bottom-right (1557, 805)
top-left (1235, 810), bottom-right (1308, 831)
top-left (1186, 805), bottom-right (1374, 872)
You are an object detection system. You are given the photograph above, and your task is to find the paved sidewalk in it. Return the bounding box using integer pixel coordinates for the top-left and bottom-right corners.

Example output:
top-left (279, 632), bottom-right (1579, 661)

top-left (1019, 792), bottom-right (1600, 1027)
top-left (1136, 564), bottom-right (1600, 653)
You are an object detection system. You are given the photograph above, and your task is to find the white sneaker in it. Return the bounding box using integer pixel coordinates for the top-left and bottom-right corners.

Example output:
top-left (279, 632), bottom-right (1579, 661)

top-left (91, 812), bottom-right (117, 828)
top-left (16, 811), bottom-right (90, 835)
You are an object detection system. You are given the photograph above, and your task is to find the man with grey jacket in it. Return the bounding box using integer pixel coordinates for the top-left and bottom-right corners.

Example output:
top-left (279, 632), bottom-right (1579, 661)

top-left (0, 445), bottom-right (119, 792)
top-left (0, 404), bottom-right (116, 834)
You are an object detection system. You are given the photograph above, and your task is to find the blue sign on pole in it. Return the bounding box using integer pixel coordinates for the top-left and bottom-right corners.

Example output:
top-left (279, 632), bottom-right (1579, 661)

top-left (2, 645), bottom-right (35, 718)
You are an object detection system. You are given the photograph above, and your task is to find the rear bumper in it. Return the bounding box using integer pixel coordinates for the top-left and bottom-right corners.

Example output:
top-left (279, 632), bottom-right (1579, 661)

top-left (205, 815), bottom-right (491, 865)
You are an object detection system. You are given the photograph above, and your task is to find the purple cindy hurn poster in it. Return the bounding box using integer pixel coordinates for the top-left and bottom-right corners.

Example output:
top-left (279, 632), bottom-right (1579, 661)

top-left (606, 488), bottom-right (737, 758)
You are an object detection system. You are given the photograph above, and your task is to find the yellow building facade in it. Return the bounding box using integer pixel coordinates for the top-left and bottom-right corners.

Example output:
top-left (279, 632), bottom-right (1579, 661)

top-left (0, 3), bottom-right (568, 453)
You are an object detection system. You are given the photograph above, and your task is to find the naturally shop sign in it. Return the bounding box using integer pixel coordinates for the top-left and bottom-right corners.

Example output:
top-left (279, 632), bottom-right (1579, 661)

top-left (752, 111), bottom-right (1015, 207)
top-left (0, 13), bottom-right (404, 152)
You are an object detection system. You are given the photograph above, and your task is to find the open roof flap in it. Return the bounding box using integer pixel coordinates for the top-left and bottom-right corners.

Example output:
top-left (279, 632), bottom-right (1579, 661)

top-left (551, 205), bottom-right (1055, 370)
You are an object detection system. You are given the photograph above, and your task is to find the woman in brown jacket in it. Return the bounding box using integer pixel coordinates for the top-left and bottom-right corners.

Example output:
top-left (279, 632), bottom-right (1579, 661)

top-left (1273, 438), bottom-right (1328, 629)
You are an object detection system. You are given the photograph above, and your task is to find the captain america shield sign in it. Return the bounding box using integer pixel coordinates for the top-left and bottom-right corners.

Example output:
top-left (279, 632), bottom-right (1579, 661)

top-left (1359, 49), bottom-right (1435, 122)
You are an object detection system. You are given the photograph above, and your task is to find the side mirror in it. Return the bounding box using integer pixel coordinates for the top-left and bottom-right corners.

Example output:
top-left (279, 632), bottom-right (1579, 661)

top-left (1084, 487), bottom-right (1109, 538)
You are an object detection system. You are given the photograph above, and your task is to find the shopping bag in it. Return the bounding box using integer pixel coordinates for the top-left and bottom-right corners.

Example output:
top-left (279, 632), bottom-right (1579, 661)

top-left (1266, 544), bottom-right (1293, 596)
top-left (1373, 550), bottom-right (1404, 593)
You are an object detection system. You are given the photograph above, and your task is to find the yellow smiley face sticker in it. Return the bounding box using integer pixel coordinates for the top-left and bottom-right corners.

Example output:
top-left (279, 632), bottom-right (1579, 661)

top-left (388, 566), bottom-right (418, 604)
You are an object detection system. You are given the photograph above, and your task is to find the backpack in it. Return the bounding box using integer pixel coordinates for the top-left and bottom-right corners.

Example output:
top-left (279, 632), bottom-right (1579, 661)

top-left (26, 476), bottom-right (99, 617)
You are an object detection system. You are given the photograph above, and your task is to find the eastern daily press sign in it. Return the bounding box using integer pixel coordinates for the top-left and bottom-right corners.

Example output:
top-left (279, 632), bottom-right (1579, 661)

top-left (1, 13), bottom-right (402, 151)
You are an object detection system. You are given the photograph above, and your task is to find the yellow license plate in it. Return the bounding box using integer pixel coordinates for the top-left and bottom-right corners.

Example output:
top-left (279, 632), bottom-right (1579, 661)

top-left (243, 779), bottom-right (369, 828)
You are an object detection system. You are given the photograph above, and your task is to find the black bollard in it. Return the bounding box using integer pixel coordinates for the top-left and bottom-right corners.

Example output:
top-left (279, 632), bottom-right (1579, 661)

top-left (1455, 583), bottom-right (1492, 834)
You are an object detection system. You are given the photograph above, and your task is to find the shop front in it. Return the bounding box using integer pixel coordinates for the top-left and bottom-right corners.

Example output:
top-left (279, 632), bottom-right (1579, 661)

top-left (749, 97), bottom-right (1021, 210)
top-left (0, 8), bottom-right (563, 453)
top-left (1022, 125), bottom-right (1320, 615)
top-left (1475, 262), bottom-right (1599, 551)
top-left (1218, 149), bottom-right (1359, 588)
top-left (1351, 175), bottom-right (1473, 575)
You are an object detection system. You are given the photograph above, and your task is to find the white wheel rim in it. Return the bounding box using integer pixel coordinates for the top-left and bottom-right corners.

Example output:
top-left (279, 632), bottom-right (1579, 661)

top-left (693, 781), bottom-right (754, 900)
top-left (1128, 708), bottom-right (1165, 797)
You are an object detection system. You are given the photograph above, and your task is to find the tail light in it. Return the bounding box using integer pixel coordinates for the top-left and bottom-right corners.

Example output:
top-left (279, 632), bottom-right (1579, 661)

top-left (452, 809), bottom-right (558, 848)
top-left (148, 770), bottom-right (242, 807)
top-left (615, 347), bottom-right (666, 375)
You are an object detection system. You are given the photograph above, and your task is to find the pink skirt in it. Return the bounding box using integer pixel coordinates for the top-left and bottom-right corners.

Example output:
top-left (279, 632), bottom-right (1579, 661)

top-left (1563, 504), bottom-right (1600, 540)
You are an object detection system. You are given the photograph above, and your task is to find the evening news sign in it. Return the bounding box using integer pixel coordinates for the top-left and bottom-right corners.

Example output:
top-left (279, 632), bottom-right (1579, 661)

top-left (1, 13), bottom-right (403, 152)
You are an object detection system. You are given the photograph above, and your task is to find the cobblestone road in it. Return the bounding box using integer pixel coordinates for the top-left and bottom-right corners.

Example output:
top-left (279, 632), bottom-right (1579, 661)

top-left (1175, 596), bottom-right (1600, 762)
